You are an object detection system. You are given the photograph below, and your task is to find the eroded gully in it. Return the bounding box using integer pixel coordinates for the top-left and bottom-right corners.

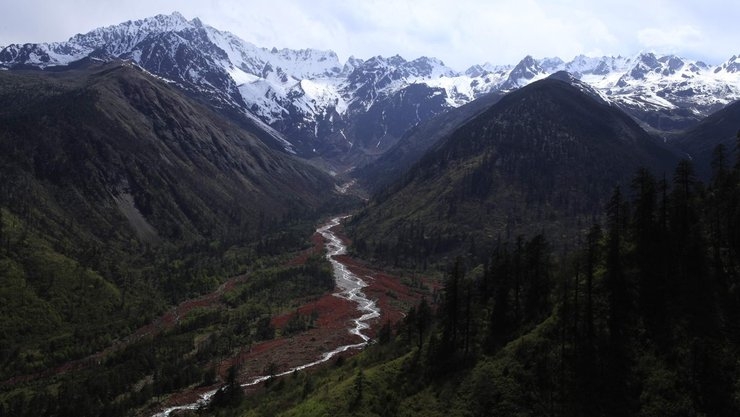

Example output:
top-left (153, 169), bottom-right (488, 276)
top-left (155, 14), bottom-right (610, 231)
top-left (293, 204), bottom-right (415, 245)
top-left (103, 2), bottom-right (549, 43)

top-left (152, 216), bottom-right (380, 416)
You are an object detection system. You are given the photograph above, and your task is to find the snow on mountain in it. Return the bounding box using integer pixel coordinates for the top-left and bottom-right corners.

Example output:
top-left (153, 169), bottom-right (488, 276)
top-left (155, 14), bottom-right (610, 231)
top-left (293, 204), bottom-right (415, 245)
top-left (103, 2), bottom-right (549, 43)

top-left (464, 62), bottom-right (511, 77)
top-left (602, 52), bottom-right (740, 120)
top-left (0, 42), bottom-right (91, 67)
top-left (0, 12), bottom-right (194, 68)
top-left (561, 55), bottom-right (629, 78)
top-left (341, 56), bottom-right (365, 76)
top-left (715, 54), bottom-right (740, 74)
top-left (203, 25), bottom-right (342, 80)
top-left (500, 55), bottom-right (548, 90)
top-left (540, 57), bottom-right (565, 72)
top-left (2, 12), bottom-right (740, 156)
top-left (547, 71), bottom-right (613, 106)
top-left (71, 12), bottom-right (193, 56)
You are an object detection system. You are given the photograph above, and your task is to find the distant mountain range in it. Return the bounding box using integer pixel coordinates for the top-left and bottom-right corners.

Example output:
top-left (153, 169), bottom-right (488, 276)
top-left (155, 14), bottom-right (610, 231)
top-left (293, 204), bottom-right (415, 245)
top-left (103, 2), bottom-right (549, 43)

top-left (2, 12), bottom-right (739, 167)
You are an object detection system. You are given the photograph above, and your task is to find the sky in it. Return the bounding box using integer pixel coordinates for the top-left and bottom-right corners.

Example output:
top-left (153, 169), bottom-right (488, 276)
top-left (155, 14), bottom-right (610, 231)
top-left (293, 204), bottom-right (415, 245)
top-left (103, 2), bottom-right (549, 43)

top-left (0, 0), bottom-right (738, 70)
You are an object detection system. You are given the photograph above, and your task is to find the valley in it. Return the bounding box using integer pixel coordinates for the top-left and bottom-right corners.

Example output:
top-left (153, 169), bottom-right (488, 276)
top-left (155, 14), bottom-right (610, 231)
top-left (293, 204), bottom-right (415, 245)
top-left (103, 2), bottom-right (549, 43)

top-left (1, 9), bottom-right (740, 417)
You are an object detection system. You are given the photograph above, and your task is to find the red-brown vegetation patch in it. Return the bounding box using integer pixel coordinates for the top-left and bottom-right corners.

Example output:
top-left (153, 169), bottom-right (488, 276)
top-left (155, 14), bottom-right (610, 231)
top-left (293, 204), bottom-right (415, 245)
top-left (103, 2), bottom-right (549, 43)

top-left (25, 218), bottom-right (436, 415)
top-left (227, 291), bottom-right (362, 380)
top-left (157, 384), bottom-right (217, 409)
top-left (206, 225), bottom-right (435, 389)
top-left (335, 255), bottom-right (432, 337)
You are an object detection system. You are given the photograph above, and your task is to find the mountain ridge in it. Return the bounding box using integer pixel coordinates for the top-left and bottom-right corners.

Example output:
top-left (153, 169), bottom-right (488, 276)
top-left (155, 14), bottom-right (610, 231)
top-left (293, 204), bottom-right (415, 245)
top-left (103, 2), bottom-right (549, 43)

top-left (2, 12), bottom-right (739, 163)
top-left (348, 76), bottom-right (682, 265)
top-left (0, 58), bottom-right (338, 243)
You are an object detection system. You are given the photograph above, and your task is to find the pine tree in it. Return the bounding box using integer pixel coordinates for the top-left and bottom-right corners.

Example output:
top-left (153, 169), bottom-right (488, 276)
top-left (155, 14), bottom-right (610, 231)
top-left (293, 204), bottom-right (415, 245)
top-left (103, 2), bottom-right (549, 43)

top-left (416, 297), bottom-right (431, 350)
top-left (350, 369), bottom-right (364, 409)
top-left (605, 186), bottom-right (629, 344)
top-left (584, 224), bottom-right (601, 348)
top-left (443, 258), bottom-right (463, 350)
top-left (604, 186), bottom-right (631, 417)
top-left (630, 168), bottom-right (663, 328)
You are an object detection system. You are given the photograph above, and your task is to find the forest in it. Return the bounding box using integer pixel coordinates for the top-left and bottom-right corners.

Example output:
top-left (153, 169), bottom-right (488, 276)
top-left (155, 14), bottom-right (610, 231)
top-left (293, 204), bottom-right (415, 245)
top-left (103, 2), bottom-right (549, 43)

top-left (193, 143), bottom-right (740, 417)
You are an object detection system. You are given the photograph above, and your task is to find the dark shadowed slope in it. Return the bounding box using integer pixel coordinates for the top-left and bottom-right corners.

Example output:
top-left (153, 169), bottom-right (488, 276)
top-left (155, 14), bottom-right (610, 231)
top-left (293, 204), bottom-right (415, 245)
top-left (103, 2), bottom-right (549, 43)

top-left (354, 91), bottom-right (504, 192)
top-left (672, 100), bottom-right (740, 181)
top-left (348, 76), bottom-right (681, 264)
top-left (0, 60), bottom-right (337, 244)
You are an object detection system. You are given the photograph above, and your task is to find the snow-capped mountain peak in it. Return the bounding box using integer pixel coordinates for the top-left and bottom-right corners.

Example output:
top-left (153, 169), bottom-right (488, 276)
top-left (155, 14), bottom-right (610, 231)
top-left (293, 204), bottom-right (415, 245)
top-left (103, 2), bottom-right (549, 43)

top-left (406, 56), bottom-right (457, 78)
top-left (715, 54), bottom-right (740, 74)
top-left (540, 56), bottom-right (565, 72)
top-left (500, 55), bottom-right (547, 90)
top-left (2, 12), bottom-right (740, 158)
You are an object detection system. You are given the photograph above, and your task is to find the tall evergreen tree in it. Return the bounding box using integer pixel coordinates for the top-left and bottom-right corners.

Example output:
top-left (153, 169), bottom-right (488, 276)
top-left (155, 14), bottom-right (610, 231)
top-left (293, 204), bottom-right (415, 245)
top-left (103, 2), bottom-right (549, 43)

top-left (630, 168), bottom-right (664, 328)
top-left (604, 186), bottom-right (631, 417)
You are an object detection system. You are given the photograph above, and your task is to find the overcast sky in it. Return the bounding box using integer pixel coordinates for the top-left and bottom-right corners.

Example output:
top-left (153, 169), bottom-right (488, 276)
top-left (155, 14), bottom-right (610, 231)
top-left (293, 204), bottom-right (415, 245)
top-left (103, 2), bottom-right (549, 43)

top-left (1, 0), bottom-right (738, 70)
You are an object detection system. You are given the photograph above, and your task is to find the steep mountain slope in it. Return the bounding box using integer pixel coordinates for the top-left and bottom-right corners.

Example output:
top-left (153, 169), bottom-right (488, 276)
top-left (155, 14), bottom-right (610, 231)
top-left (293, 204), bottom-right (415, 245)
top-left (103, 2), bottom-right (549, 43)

top-left (354, 91), bottom-right (505, 192)
top-left (348, 76), bottom-right (681, 264)
top-left (0, 60), bottom-right (338, 379)
top-left (0, 60), bottom-right (336, 243)
top-left (672, 100), bottom-right (740, 180)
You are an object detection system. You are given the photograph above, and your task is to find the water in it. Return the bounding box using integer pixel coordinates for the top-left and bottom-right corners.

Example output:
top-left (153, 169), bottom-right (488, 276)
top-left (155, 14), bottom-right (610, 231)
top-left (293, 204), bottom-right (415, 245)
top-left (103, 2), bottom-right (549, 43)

top-left (152, 216), bottom-right (380, 416)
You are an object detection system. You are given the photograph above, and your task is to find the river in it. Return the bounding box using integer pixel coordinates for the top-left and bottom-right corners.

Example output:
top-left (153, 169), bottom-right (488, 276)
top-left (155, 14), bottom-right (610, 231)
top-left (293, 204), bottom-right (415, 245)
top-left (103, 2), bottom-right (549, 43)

top-left (152, 216), bottom-right (380, 416)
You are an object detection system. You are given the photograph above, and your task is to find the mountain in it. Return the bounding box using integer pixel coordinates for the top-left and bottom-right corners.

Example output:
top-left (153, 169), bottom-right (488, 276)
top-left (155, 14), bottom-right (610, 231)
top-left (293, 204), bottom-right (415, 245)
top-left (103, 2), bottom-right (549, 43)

top-left (499, 55), bottom-right (547, 90)
top-left (672, 100), bottom-right (740, 180)
top-left (0, 13), bottom-right (462, 163)
top-left (348, 76), bottom-right (681, 264)
top-left (0, 57), bottom-right (346, 402)
top-left (0, 59), bottom-right (336, 243)
top-left (0, 13), bottom-right (337, 154)
top-left (3, 13), bottom-right (740, 168)
top-left (354, 90), bottom-right (505, 192)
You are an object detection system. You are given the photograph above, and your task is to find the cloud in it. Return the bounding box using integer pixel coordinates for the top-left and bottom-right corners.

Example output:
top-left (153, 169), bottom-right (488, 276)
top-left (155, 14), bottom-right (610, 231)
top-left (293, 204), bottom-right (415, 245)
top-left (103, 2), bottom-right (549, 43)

top-left (637, 25), bottom-right (703, 53)
top-left (0, 0), bottom-right (739, 68)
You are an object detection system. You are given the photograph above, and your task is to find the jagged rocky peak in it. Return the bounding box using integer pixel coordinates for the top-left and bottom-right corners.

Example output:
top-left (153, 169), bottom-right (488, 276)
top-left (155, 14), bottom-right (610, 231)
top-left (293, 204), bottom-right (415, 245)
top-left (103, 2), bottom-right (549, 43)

top-left (386, 54), bottom-right (407, 67)
top-left (359, 55), bottom-right (394, 69)
top-left (658, 55), bottom-right (686, 75)
top-left (465, 62), bottom-right (511, 77)
top-left (406, 56), bottom-right (457, 78)
top-left (511, 55), bottom-right (544, 77)
top-left (0, 11), bottom-right (202, 68)
top-left (69, 12), bottom-right (193, 49)
top-left (273, 47), bottom-right (340, 65)
top-left (465, 64), bottom-right (489, 77)
top-left (562, 55), bottom-right (609, 76)
top-left (500, 55), bottom-right (546, 89)
top-left (342, 55), bottom-right (365, 75)
top-left (591, 56), bottom-right (631, 75)
top-left (628, 52), bottom-right (662, 79)
top-left (346, 55), bottom-right (399, 85)
top-left (539, 56), bottom-right (564, 72)
top-left (265, 47), bottom-right (343, 78)
top-left (715, 54), bottom-right (740, 73)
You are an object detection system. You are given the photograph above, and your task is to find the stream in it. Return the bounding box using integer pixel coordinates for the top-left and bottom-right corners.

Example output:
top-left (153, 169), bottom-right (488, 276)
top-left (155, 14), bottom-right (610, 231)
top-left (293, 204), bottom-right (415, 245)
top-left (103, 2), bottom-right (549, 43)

top-left (152, 216), bottom-right (380, 416)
